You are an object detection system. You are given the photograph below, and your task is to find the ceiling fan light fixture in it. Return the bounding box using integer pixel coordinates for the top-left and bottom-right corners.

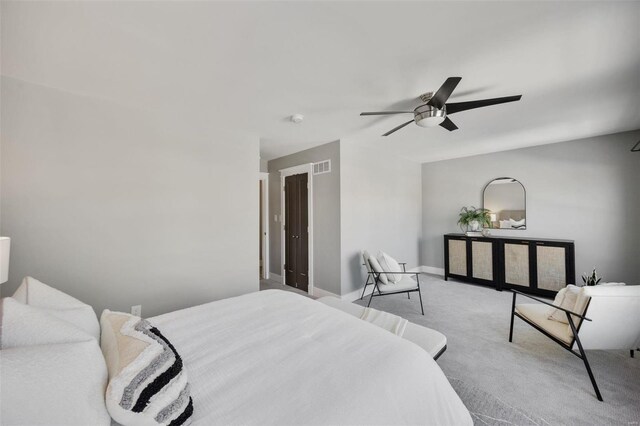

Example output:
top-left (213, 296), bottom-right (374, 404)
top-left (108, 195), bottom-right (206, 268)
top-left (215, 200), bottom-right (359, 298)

top-left (414, 105), bottom-right (446, 127)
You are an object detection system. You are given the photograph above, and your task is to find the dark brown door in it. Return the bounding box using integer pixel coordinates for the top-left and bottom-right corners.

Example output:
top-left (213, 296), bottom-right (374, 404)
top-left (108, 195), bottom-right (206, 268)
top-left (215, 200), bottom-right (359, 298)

top-left (284, 173), bottom-right (308, 292)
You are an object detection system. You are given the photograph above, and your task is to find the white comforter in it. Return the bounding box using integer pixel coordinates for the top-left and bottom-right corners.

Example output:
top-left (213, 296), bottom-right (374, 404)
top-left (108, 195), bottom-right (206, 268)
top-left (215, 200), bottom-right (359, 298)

top-left (150, 290), bottom-right (471, 426)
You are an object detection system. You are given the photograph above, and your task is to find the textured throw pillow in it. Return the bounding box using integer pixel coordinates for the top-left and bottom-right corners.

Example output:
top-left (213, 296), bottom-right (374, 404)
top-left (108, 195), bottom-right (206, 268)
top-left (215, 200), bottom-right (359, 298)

top-left (12, 276), bottom-right (100, 340)
top-left (0, 297), bottom-right (95, 348)
top-left (377, 251), bottom-right (403, 283)
top-left (548, 285), bottom-right (581, 323)
top-left (499, 220), bottom-right (511, 229)
top-left (366, 254), bottom-right (388, 285)
top-left (1, 340), bottom-right (111, 425)
top-left (100, 310), bottom-right (193, 426)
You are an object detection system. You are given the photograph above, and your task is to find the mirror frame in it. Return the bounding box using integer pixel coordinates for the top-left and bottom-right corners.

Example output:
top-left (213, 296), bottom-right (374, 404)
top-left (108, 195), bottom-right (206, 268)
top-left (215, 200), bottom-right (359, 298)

top-left (482, 177), bottom-right (527, 230)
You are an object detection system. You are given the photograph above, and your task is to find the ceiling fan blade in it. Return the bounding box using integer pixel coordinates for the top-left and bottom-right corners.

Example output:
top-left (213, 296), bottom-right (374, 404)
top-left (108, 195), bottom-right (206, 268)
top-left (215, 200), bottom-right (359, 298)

top-left (360, 111), bottom-right (414, 116)
top-left (428, 77), bottom-right (462, 109)
top-left (446, 95), bottom-right (522, 115)
top-left (382, 119), bottom-right (414, 136)
top-left (439, 117), bottom-right (458, 131)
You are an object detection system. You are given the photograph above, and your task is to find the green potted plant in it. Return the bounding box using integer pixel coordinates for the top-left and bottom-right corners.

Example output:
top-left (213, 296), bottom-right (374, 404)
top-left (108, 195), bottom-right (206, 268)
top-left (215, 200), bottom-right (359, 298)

top-left (457, 206), bottom-right (491, 234)
top-left (581, 268), bottom-right (602, 286)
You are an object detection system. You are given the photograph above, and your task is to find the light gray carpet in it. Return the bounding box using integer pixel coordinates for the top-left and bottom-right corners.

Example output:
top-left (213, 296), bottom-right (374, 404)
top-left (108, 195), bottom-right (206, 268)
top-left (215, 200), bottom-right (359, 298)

top-left (449, 377), bottom-right (548, 426)
top-left (352, 275), bottom-right (640, 426)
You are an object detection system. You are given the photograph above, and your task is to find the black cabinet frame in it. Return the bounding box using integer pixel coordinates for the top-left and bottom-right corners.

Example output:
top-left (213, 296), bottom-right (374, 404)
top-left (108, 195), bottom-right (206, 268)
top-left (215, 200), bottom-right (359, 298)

top-left (444, 234), bottom-right (575, 297)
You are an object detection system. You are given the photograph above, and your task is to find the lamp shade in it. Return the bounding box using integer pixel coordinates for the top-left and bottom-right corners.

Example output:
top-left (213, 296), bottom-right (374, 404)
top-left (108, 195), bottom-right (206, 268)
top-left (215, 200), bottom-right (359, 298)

top-left (489, 213), bottom-right (497, 222)
top-left (1, 237), bottom-right (10, 284)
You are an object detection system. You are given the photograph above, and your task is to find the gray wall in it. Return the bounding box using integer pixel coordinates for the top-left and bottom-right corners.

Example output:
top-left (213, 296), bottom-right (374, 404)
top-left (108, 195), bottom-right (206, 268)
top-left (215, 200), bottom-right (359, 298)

top-left (267, 141), bottom-right (341, 294)
top-left (0, 77), bottom-right (260, 317)
top-left (340, 140), bottom-right (422, 296)
top-left (421, 130), bottom-right (640, 284)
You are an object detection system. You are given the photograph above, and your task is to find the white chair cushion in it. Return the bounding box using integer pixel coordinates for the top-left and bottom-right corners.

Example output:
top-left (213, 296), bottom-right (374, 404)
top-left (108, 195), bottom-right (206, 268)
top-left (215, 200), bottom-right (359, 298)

top-left (1, 341), bottom-right (110, 425)
top-left (0, 297), bottom-right (95, 348)
top-left (366, 253), bottom-right (388, 284)
top-left (12, 277), bottom-right (100, 340)
top-left (516, 303), bottom-right (573, 345)
top-left (377, 276), bottom-right (418, 293)
top-left (547, 285), bottom-right (581, 324)
top-left (377, 251), bottom-right (403, 283)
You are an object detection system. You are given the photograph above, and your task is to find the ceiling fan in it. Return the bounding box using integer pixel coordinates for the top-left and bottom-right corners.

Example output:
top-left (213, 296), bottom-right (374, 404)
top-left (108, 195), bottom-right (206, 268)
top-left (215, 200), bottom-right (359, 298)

top-left (360, 77), bottom-right (522, 136)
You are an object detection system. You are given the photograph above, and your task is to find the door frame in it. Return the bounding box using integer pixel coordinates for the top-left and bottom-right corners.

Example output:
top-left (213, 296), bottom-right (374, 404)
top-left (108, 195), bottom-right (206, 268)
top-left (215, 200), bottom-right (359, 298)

top-left (280, 163), bottom-right (314, 295)
top-left (259, 172), bottom-right (269, 280)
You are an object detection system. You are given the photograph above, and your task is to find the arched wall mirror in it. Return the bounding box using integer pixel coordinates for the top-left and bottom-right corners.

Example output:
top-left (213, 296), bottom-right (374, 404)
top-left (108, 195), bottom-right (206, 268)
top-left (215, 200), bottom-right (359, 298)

top-left (483, 177), bottom-right (526, 230)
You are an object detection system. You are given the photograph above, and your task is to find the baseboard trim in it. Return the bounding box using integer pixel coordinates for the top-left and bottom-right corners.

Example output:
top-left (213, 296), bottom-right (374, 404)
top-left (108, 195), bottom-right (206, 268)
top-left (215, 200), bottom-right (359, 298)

top-left (313, 287), bottom-right (340, 299)
top-left (414, 265), bottom-right (445, 276)
top-left (342, 284), bottom-right (375, 302)
top-left (269, 273), bottom-right (282, 283)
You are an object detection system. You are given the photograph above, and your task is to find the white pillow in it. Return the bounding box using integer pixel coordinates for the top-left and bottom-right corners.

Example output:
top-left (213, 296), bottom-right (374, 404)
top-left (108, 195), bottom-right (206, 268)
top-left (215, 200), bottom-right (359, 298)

top-left (0, 297), bottom-right (95, 348)
top-left (499, 220), bottom-right (511, 229)
top-left (100, 310), bottom-right (193, 426)
top-left (377, 251), bottom-right (402, 283)
top-left (12, 276), bottom-right (100, 340)
top-left (365, 254), bottom-right (388, 285)
top-left (510, 218), bottom-right (526, 227)
top-left (548, 285), bottom-right (581, 323)
top-left (1, 340), bottom-right (110, 425)
top-left (362, 250), bottom-right (373, 272)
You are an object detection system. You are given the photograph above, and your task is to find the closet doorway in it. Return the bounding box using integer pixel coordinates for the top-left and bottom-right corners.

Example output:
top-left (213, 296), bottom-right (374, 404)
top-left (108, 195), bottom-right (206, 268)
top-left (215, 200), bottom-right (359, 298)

top-left (280, 164), bottom-right (314, 294)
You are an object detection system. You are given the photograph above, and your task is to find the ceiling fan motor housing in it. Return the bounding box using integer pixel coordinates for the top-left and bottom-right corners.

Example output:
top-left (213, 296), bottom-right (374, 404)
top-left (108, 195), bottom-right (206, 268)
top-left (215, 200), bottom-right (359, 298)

top-left (414, 104), bottom-right (446, 127)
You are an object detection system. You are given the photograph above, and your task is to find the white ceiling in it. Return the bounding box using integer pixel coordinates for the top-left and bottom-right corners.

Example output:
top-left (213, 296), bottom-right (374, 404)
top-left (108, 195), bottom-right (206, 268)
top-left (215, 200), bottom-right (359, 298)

top-left (2, 1), bottom-right (639, 162)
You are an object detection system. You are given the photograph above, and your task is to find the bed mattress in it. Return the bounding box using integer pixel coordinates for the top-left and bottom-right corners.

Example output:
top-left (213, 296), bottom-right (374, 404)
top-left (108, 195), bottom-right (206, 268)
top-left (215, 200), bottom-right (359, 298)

top-left (150, 290), bottom-right (471, 425)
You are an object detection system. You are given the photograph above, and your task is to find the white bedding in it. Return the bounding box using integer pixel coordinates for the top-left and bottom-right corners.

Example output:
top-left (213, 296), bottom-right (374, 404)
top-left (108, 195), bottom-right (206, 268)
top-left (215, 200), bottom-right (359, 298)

top-left (150, 290), bottom-right (471, 426)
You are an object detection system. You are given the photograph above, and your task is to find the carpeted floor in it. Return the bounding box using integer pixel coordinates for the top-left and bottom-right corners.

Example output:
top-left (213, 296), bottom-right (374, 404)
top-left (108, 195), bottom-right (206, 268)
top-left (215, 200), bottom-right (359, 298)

top-left (349, 274), bottom-right (640, 426)
top-left (260, 279), bottom-right (317, 298)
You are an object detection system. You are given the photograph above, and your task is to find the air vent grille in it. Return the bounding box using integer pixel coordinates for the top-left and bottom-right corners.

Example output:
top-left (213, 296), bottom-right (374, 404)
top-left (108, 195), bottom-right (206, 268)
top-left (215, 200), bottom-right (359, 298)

top-left (313, 160), bottom-right (331, 175)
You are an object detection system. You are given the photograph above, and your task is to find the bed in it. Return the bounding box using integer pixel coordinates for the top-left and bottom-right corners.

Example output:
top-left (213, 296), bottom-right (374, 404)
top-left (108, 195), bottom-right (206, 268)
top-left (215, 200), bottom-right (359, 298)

top-left (149, 290), bottom-right (472, 425)
top-left (2, 278), bottom-right (471, 425)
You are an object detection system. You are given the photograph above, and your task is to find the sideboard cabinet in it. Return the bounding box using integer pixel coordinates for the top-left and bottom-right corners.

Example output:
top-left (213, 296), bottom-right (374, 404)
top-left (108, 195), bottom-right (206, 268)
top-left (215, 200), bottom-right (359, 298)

top-left (444, 234), bottom-right (575, 297)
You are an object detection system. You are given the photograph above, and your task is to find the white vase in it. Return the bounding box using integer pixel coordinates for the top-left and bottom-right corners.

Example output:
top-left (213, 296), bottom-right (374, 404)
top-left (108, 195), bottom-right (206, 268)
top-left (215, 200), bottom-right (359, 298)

top-left (469, 220), bottom-right (481, 231)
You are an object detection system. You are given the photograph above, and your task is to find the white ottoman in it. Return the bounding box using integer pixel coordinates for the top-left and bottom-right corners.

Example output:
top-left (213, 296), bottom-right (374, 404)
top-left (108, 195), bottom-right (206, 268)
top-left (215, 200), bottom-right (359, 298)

top-left (317, 296), bottom-right (447, 360)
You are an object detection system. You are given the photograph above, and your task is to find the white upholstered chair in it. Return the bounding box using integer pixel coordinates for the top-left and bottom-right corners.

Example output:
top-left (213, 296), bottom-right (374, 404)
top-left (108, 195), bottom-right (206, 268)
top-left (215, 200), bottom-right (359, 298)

top-left (361, 251), bottom-right (424, 315)
top-left (509, 285), bottom-right (640, 401)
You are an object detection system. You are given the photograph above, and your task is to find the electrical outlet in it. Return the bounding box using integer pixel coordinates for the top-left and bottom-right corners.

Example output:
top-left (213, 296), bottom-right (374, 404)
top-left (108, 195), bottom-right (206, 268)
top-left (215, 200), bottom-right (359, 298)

top-left (131, 305), bottom-right (142, 317)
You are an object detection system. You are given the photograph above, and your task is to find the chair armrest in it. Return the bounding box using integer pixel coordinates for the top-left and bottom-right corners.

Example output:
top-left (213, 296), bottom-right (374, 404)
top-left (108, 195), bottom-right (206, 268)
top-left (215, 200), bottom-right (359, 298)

top-left (512, 290), bottom-right (592, 321)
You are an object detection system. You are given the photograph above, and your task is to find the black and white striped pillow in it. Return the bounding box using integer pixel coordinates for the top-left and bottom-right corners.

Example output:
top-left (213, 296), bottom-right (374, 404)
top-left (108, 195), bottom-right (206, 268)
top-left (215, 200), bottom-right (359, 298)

top-left (100, 311), bottom-right (193, 426)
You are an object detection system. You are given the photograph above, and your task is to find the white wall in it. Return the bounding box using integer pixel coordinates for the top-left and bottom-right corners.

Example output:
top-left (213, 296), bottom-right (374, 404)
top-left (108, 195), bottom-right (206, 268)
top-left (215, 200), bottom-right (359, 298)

top-left (421, 130), bottom-right (640, 284)
top-left (0, 77), bottom-right (259, 316)
top-left (267, 141), bottom-right (341, 294)
top-left (340, 140), bottom-right (422, 296)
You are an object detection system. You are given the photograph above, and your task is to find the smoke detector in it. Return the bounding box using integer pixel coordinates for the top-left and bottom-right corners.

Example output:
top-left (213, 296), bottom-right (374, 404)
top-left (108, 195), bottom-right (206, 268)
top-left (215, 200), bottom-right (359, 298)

top-left (290, 114), bottom-right (304, 124)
